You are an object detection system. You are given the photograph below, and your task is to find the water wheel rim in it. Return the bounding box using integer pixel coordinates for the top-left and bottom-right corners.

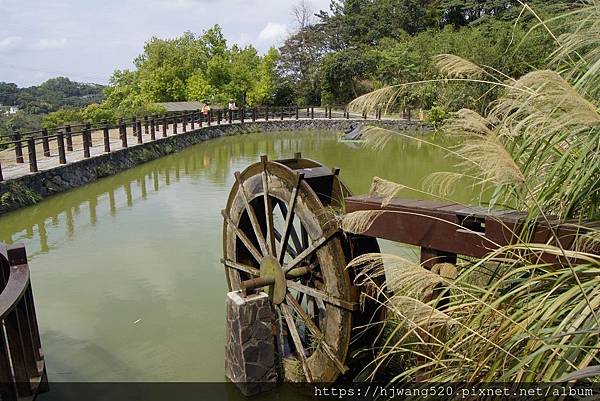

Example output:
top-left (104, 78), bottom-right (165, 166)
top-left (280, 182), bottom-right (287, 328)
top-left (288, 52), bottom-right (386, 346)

top-left (222, 158), bottom-right (354, 383)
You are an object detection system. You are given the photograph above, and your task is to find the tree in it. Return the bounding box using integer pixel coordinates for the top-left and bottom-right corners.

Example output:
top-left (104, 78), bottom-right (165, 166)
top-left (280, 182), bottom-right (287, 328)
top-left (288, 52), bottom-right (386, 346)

top-left (248, 47), bottom-right (280, 105)
top-left (186, 72), bottom-right (215, 102)
top-left (320, 48), bottom-right (380, 103)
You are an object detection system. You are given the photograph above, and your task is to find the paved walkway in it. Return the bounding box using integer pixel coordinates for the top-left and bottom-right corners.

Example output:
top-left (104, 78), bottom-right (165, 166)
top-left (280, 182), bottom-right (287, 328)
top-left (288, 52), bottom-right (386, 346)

top-left (0, 125), bottom-right (174, 181)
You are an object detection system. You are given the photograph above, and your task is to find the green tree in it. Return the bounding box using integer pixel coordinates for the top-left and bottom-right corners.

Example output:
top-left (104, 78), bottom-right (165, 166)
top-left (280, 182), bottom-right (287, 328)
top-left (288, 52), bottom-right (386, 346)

top-left (248, 47), bottom-right (280, 105)
top-left (186, 72), bottom-right (215, 102)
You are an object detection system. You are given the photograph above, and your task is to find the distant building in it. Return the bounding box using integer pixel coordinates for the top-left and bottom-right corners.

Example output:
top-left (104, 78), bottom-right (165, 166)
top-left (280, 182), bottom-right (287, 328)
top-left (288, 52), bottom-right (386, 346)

top-left (156, 101), bottom-right (203, 112)
top-left (0, 105), bottom-right (19, 115)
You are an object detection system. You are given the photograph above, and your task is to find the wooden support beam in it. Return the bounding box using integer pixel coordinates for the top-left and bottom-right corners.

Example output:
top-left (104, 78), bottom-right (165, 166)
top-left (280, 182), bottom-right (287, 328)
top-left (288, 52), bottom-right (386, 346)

top-left (344, 195), bottom-right (595, 261)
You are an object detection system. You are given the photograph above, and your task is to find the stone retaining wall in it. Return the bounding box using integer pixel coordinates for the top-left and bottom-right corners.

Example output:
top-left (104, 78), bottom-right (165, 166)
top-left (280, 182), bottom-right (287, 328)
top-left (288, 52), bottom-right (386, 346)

top-left (0, 119), bottom-right (428, 215)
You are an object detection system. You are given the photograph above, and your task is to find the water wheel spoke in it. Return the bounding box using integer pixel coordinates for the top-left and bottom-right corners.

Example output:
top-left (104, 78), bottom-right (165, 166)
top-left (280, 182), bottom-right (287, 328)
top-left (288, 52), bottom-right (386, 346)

top-left (221, 209), bottom-right (263, 264)
top-left (284, 230), bottom-right (336, 273)
top-left (277, 173), bottom-right (304, 264)
top-left (261, 156), bottom-right (276, 256)
top-left (280, 303), bottom-right (313, 382)
top-left (287, 280), bottom-right (358, 311)
top-left (285, 294), bottom-right (349, 374)
top-left (286, 260), bottom-right (318, 279)
top-left (273, 228), bottom-right (298, 258)
top-left (234, 171), bottom-right (268, 256)
top-left (221, 258), bottom-right (260, 277)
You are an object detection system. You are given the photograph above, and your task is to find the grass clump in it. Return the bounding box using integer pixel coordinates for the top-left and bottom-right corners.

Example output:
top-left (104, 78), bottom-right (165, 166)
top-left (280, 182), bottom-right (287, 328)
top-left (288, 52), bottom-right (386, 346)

top-left (346, 1), bottom-right (600, 384)
top-left (0, 182), bottom-right (42, 209)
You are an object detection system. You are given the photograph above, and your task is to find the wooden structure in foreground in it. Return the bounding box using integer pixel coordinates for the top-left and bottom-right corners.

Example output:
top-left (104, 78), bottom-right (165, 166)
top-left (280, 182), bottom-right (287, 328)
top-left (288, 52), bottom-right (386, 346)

top-left (345, 195), bottom-right (598, 266)
top-left (0, 243), bottom-right (48, 400)
top-left (222, 155), bottom-right (597, 388)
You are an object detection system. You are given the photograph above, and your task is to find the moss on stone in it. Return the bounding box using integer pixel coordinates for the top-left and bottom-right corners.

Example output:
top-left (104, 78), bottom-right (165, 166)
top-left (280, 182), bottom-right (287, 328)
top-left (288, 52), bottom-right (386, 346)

top-left (95, 163), bottom-right (118, 178)
top-left (132, 148), bottom-right (156, 163)
top-left (0, 182), bottom-right (42, 209)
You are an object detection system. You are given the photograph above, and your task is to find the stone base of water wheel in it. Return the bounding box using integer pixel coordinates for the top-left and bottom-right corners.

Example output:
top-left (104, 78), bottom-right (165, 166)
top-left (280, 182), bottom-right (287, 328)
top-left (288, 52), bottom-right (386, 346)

top-left (225, 291), bottom-right (279, 396)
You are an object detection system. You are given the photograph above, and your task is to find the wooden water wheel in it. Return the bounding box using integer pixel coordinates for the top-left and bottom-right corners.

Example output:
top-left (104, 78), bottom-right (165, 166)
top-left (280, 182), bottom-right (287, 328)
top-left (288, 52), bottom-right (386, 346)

top-left (222, 153), bottom-right (379, 383)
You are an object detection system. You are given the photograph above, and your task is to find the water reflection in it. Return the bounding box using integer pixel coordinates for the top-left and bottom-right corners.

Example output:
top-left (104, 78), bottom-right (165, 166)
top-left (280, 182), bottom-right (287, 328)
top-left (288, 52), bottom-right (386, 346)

top-left (0, 131), bottom-right (466, 259)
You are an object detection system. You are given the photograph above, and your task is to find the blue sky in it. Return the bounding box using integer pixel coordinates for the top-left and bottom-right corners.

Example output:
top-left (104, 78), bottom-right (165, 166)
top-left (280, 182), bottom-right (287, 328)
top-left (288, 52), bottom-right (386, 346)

top-left (0, 0), bottom-right (331, 87)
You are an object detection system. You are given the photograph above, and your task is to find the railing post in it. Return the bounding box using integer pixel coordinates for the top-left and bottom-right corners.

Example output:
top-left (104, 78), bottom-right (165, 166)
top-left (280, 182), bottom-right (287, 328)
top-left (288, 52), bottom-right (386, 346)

top-left (5, 309), bottom-right (33, 396)
top-left (23, 283), bottom-right (41, 355)
top-left (0, 327), bottom-right (18, 401)
top-left (240, 107), bottom-right (245, 124)
top-left (311, 107), bottom-right (314, 119)
top-left (208, 110), bottom-right (212, 126)
top-left (87, 122), bottom-right (93, 148)
top-left (103, 121), bottom-right (110, 152)
top-left (41, 129), bottom-right (50, 157)
top-left (83, 124), bottom-right (91, 158)
top-left (0, 158), bottom-right (3, 181)
top-left (265, 106), bottom-right (269, 121)
top-left (57, 133), bottom-right (66, 164)
top-left (150, 117), bottom-right (156, 140)
top-left (2, 249), bottom-right (34, 394)
top-left (328, 106), bottom-right (332, 119)
top-left (198, 111), bottom-right (203, 128)
top-left (217, 110), bottom-right (221, 125)
top-left (120, 119), bottom-right (128, 148)
top-left (144, 115), bottom-right (149, 135)
top-left (173, 116), bottom-right (178, 135)
top-left (137, 120), bottom-right (143, 143)
top-left (252, 107), bottom-right (256, 122)
top-left (163, 116), bottom-right (168, 137)
top-left (306, 107), bottom-right (310, 118)
top-left (228, 109), bottom-right (233, 124)
top-left (27, 138), bottom-right (37, 173)
top-left (190, 112), bottom-right (195, 130)
top-left (65, 124), bottom-right (73, 151)
top-left (407, 107), bottom-right (412, 121)
top-left (13, 132), bottom-right (23, 163)
top-left (295, 106), bottom-right (299, 120)
top-left (182, 112), bottom-right (187, 132)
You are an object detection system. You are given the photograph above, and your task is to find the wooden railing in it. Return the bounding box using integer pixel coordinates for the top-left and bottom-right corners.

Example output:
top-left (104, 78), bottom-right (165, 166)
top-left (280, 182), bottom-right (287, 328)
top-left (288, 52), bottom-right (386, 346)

top-left (0, 105), bottom-right (411, 181)
top-left (0, 243), bottom-right (47, 400)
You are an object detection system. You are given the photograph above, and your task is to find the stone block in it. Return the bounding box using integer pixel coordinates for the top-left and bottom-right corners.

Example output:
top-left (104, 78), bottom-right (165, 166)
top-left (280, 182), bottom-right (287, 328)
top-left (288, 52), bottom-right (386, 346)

top-left (225, 291), bottom-right (279, 396)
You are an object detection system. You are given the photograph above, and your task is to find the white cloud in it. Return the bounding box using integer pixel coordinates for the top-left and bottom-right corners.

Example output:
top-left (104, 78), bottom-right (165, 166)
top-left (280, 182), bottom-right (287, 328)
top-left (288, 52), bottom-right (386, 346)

top-left (0, 36), bottom-right (24, 53)
top-left (30, 38), bottom-right (68, 50)
top-left (258, 22), bottom-right (287, 42)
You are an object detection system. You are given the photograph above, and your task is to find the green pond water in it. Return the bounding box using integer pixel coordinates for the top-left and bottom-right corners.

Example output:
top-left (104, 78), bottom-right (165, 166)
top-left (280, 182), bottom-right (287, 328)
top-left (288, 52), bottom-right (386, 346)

top-left (0, 130), bottom-right (476, 383)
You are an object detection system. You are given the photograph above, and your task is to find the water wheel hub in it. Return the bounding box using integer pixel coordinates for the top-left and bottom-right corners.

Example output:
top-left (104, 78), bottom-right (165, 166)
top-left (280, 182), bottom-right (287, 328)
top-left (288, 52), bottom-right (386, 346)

top-left (259, 255), bottom-right (286, 304)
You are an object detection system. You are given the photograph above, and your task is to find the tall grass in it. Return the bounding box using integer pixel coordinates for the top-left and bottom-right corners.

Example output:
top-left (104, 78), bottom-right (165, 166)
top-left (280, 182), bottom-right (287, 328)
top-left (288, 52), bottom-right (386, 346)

top-left (345, 1), bottom-right (600, 383)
